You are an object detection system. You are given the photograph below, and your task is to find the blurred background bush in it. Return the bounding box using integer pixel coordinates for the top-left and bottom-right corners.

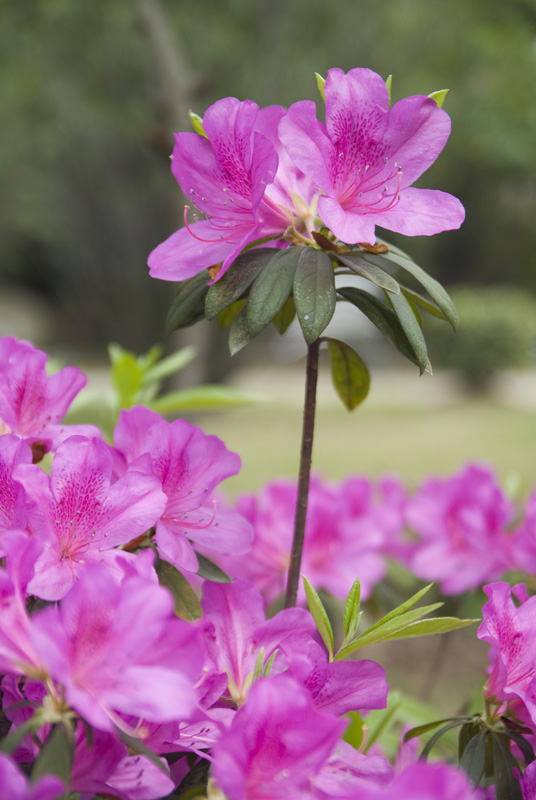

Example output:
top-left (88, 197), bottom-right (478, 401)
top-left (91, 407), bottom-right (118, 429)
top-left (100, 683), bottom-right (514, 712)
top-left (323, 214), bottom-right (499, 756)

top-left (1, 0), bottom-right (535, 381)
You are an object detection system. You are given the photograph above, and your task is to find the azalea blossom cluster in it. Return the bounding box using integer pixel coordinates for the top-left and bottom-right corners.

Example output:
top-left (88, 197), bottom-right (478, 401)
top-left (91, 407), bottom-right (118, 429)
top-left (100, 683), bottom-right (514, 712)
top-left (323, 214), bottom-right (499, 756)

top-left (0, 335), bottom-right (482, 798)
top-left (217, 463), bottom-right (535, 605)
top-left (148, 67), bottom-right (464, 284)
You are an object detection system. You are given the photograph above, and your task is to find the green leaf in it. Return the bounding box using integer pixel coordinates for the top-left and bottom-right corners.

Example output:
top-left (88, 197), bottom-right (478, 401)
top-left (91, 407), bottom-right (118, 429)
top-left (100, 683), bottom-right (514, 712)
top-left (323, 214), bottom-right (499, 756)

top-left (385, 74), bottom-right (392, 105)
top-left (116, 726), bottom-right (171, 776)
top-left (343, 577), bottom-right (361, 640)
top-left (142, 346), bottom-right (197, 385)
top-left (343, 711), bottom-right (365, 751)
top-left (336, 286), bottom-right (421, 368)
top-left (156, 560), bottom-right (202, 621)
top-left (0, 715), bottom-right (40, 754)
top-left (337, 603), bottom-right (445, 655)
top-left (315, 72), bottom-right (326, 101)
top-left (195, 552), bottom-right (232, 583)
top-left (217, 299), bottom-right (247, 330)
top-left (32, 724), bottom-right (74, 786)
top-left (205, 248), bottom-right (275, 320)
top-left (166, 271), bottom-right (210, 333)
top-left (459, 721), bottom-right (482, 760)
top-left (421, 720), bottom-right (471, 760)
top-left (400, 287), bottom-right (448, 321)
top-left (356, 582), bottom-right (434, 636)
top-left (361, 249), bottom-right (458, 329)
top-left (460, 730), bottom-right (488, 788)
top-left (188, 109), bottom-right (207, 137)
top-left (492, 732), bottom-right (524, 800)
top-left (247, 247), bottom-right (302, 337)
top-left (294, 248), bottom-right (336, 343)
top-left (303, 575), bottom-right (334, 659)
top-left (336, 254), bottom-right (400, 294)
top-left (403, 716), bottom-right (473, 744)
top-left (326, 338), bottom-right (370, 411)
top-left (272, 295), bottom-right (296, 335)
top-left (228, 305), bottom-right (253, 356)
top-left (264, 649), bottom-right (278, 677)
top-left (386, 289), bottom-right (431, 375)
top-left (428, 89), bottom-right (449, 108)
top-left (383, 616), bottom-right (478, 641)
top-left (150, 385), bottom-right (252, 415)
top-left (108, 344), bottom-right (144, 409)
top-left (253, 646), bottom-right (265, 681)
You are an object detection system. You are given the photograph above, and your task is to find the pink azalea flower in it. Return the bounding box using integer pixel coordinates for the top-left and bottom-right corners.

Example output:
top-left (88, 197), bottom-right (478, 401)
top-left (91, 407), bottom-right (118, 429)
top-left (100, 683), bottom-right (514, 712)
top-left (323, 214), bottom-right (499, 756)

top-left (0, 532), bottom-right (45, 677)
top-left (211, 675), bottom-right (346, 799)
top-left (279, 67), bottom-right (465, 245)
top-left (218, 475), bottom-right (394, 605)
top-left (198, 578), bottom-right (388, 717)
top-left (0, 435), bottom-right (33, 554)
top-left (521, 759), bottom-right (536, 800)
top-left (113, 406), bottom-right (252, 572)
top-left (29, 562), bottom-right (205, 732)
top-left (15, 435), bottom-right (167, 600)
top-left (351, 761), bottom-right (482, 799)
top-left (0, 336), bottom-right (100, 456)
top-left (405, 464), bottom-right (514, 594)
top-left (477, 581), bottom-right (536, 727)
top-left (148, 97), bottom-right (291, 283)
top-left (0, 754), bottom-right (65, 800)
top-left (511, 492), bottom-right (536, 575)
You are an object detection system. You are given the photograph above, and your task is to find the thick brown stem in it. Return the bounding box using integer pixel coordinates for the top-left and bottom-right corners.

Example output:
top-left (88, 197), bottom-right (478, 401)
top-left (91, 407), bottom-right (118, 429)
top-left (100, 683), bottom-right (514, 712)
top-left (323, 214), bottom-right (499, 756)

top-left (284, 338), bottom-right (320, 608)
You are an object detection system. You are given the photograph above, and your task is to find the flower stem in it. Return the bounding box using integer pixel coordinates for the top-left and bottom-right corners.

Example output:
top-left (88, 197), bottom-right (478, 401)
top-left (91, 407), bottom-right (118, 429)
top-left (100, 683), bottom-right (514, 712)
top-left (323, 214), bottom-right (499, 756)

top-left (284, 338), bottom-right (320, 608)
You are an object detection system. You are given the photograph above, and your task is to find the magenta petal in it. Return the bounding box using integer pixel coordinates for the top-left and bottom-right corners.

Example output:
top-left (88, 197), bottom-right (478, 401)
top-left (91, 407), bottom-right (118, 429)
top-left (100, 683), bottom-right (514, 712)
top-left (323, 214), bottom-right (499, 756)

top-left (318, 194), bottom-right (377, 244)
top-left (278, 100), bottom-right (333, 194)
top-left (148, 222), bottom-right (236, 282)
top-left (176, 506), bottom-right (252, 556)
top-left (312, 659), bottom-right (388, 717)
top-left (372, 187), bottom-right (465, 236)
top-left (155, 519), bottom-right (200, 572)
top-left (106, 754), bottom-right (175, 800)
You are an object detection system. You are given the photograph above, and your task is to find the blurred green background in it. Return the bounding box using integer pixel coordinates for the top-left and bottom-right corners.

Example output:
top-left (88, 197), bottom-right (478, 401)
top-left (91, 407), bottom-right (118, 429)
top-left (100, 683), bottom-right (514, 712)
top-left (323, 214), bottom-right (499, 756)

top-left (3, 0), bottom-right (536, 487)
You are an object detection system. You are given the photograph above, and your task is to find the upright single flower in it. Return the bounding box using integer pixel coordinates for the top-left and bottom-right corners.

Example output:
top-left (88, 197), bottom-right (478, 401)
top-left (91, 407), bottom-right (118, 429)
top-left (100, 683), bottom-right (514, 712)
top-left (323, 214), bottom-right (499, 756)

top-left (279, 67), bottom-right (465, 245)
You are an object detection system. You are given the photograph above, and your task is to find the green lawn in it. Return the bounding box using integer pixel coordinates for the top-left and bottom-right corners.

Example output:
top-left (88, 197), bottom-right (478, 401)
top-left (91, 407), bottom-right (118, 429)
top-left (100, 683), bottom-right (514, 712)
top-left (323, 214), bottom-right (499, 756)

top-left (196, 395), bottom-right (536, 496)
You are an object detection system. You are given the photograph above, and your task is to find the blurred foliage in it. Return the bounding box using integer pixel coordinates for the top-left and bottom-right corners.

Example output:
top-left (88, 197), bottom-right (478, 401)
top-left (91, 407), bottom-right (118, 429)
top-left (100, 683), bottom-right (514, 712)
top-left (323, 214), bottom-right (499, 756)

top-left (426, 284), bottom-right (536, 389)
top-left (1, 0), bottom-right (535, 362)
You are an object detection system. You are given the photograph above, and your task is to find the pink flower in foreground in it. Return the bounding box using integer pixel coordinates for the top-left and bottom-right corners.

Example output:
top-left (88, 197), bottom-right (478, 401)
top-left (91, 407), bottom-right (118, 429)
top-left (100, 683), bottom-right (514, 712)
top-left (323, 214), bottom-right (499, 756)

top-left (477, 581), bottom-right (536, 728)
top-left (30, 562), bottom-right (205, 731)
top-left (353, 761), bottom-right (481, 799)
top-left (113, 406), bottom-right (252, 572)
top-left (0, 336), bottom-right (100, 455)
top-left (15, 435), bottom-right (167, 600)
top-left (0, 435), bottom-right (33, 553)
top-left (279, 67), bottom-right (464, 245)
top-left (511, 492), bottom-right (536, 576)
top-left (0, 754), bottom-right (64, 800)
top-left (405, 464), bottom-right (514, 594)
top-left (199, 579), bottom-right (388, 717)
top-left (211, 675), bottom-right (391, 800)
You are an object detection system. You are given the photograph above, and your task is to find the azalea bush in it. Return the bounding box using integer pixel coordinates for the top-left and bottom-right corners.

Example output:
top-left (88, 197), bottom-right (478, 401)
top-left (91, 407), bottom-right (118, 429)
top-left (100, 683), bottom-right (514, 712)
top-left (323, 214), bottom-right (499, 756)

top-left (0, 67), bottom-right (534, 800)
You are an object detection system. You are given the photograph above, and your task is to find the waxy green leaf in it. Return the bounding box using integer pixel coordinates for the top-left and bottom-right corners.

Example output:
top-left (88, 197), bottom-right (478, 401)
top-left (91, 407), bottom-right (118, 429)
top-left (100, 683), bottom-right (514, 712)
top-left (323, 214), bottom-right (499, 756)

top-left (189, 109), bottom-right (207, 137)
top-left (156, 560), bottom-right (202, 620)
top-left (166, 271), bottom-right (211, 333)
top-left (384, 616), bottom-right (478, 640)
top-left (205, 248), bottom-right (275, 320)
top-left (247, 247), bottom-right (302, 337)
top-left (386, 289), bottom-right (432, 375)
top-left (150, 385), bottom-right (251, 415)
top-left (336, 602), bottom-right (445, 656)
top-left (492, 732), bottom-right (524, 800)
top-left (421, 719), bottom-right (472, 760)
top-left (428, 89), bottom-right (449, 108)
top-left (337, 254), bottom-right (400, 294)
top-left (272, 295), bottom-right (296, 335)
top-left (195, 552), bottom-right (232, 583)
top-left (294, 248), bottom-right (336, 343)
top-left (361, 248), bottom-right (458, 328)
top-left (32, 724), bottom-right (74, 788)
top-left (343, 577), bottom-right (361, 640)
top-left (228, 306), bottom-right (253, 356)
top-left (303, 575), bottom-right (334, 659)
top-left (315, 72), bottom-right (326, 101)
top-left (460, 730), bottom-right (488, 788)
top-left (327, 338), bottom-right (370, 410)
top-left (400, 287), bottom-right (448, 321)
top-left (336, 286), bottom-right (421, 368)
top-left (403, 716), bottom-right (473, 744)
